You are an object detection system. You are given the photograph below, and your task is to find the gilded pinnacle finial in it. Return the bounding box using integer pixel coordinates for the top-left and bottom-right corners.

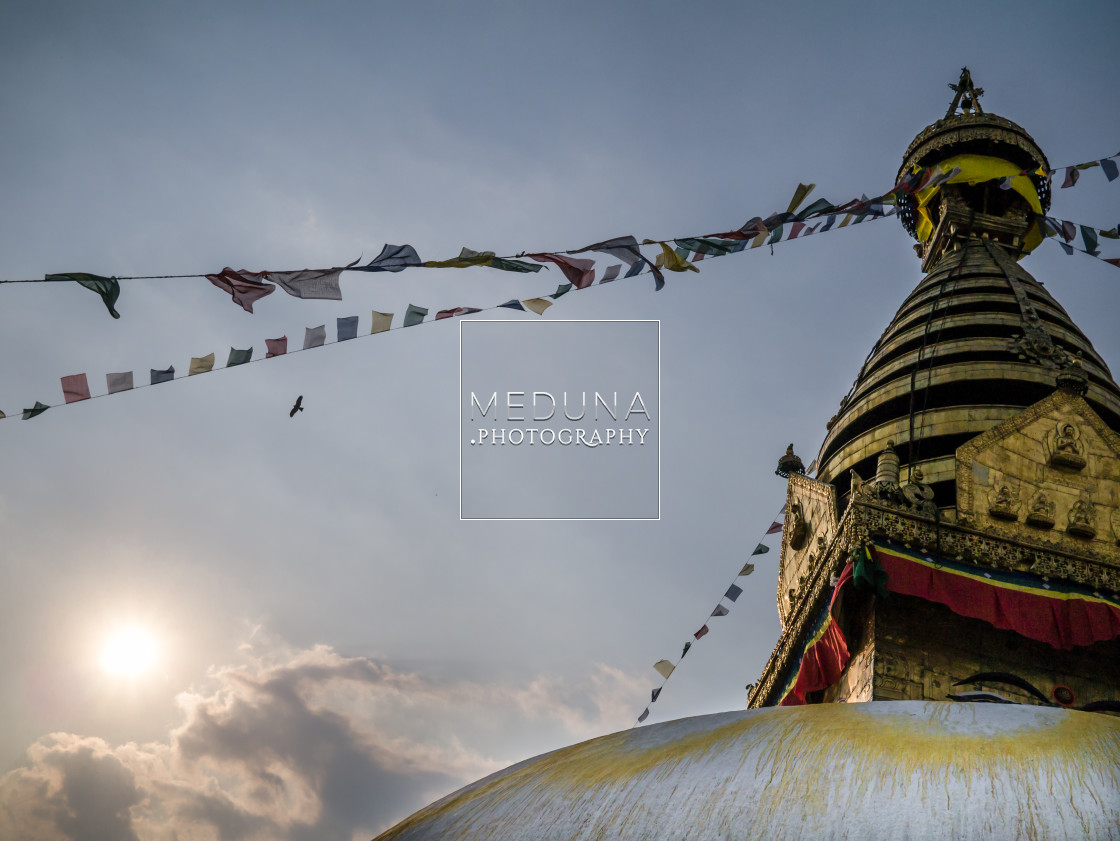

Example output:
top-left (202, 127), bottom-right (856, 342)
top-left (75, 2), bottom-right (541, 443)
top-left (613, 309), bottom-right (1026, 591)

top-left (775, 443), bottom-right (805, 479)
top-left (946, 67), bottom-right (985, 118)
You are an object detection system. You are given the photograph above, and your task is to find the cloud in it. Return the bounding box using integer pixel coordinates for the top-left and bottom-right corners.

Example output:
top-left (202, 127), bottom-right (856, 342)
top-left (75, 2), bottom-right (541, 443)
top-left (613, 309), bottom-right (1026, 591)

top-left (0, 644), bottom-right (643, 840)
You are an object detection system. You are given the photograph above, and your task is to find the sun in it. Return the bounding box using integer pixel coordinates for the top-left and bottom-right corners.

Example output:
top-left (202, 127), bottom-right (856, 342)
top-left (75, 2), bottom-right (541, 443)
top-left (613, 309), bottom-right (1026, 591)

top-left (99, 626), bottom-right (158, 677)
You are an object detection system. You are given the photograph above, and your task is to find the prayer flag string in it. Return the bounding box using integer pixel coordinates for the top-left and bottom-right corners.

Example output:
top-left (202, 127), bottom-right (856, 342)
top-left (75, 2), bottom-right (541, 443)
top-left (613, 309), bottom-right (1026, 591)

top-left (633, 503), bottom-right (786, 728)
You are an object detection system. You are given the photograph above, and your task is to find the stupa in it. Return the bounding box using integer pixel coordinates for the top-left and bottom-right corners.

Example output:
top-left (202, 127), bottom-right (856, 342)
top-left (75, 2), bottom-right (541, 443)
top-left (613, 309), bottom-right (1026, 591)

top-left (373, 70), bottom-right (1120, 841)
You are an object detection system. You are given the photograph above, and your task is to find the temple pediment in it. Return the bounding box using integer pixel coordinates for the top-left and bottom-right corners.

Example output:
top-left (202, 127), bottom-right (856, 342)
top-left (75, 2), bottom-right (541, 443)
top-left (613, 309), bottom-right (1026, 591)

top-left (956, 386), bottom-right (1120, 568)
top-left (778, 473), bottom-right (837, 627)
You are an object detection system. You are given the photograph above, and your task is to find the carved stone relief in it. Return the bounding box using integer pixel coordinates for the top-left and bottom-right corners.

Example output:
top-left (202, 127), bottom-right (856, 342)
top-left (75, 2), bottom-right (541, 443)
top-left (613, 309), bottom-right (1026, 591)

top-left (1049, 421), bottom-right (1087, 470)
top-left (955, 388), bottom-right (1120, 568)
top-left (1025, 490), bottom-right (1056, 529)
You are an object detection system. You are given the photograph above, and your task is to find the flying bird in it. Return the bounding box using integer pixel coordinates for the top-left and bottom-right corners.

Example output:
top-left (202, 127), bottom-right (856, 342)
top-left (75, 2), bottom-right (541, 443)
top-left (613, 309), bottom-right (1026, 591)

top-left (290, 395), bottom-right (304, 417)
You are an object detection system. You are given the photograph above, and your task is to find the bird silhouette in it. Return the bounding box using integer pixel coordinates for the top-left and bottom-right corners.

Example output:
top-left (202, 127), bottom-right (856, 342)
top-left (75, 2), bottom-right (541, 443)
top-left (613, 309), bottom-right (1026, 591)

top-left (290, 395), bottom-right (304, 417)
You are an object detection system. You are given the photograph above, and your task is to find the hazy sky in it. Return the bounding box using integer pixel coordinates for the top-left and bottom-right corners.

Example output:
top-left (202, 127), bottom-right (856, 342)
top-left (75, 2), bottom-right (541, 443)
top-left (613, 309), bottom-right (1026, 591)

top-left (2, 1), bottom-right (1118, 838)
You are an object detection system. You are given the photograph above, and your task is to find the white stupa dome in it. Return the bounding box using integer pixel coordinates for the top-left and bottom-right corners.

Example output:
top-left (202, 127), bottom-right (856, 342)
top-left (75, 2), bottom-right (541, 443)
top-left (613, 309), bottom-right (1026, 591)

top-left (375, 701), bottom-right (1120, 840)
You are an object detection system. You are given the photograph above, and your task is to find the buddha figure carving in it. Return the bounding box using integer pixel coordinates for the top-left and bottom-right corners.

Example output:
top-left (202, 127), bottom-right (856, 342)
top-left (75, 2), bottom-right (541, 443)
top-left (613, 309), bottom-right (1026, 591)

top-left (1025, 490), bottom-right (1056, 529)
top-left (788, 500), bottom-right (809, 550)
top-left (1050, 421), bottom-right (1087, 470)
top-left (988, 483), bottom-right (1020, 520)
top-left (1066, 498), bottom-right (1097, 539)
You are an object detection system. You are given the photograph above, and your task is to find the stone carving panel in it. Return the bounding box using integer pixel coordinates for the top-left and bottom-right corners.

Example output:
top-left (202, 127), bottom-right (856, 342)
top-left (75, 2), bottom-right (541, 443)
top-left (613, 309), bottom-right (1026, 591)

top-left (956, 388), bottom-right (1120, 568)
top-left (778, 473), bottom-right (837, 627)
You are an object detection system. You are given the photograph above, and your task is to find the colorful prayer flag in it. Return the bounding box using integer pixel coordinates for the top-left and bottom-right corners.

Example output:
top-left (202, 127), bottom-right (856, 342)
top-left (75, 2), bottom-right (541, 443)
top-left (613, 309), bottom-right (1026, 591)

top-left (653, 660), bottom-right (675, 679)
top-left (273, 259), bottom-right (356, 298)
top-left (527, 253), bottom-right (596, 289)
top-left (694, 625), bottom-right (709, 640)
top-left (786, 182), bottom-right (816, 215)
top-left (436, 307), bottom-right (482, 320)
top-left (573, 235), bottom-right (644, 268)
top-left (1081, 226), bottom-right (1100, 256)
top-left (304, 326), bottom-right (326, 349)
top-left (739, 562), bottom-right (756, 577)
top-left (1061, 166), bottom-right (1080, 188)
top-left (150, 366), bottom-right (174, 385)
top-left (522, 298), bottom-right (553, 315)
top-left (356, 244), bottom-right (423, 272)
top-left (370, 311), bottom-right (393, 334)
top-left (638, 707), bottom-right (650, 723)
top-left (60, 374), bottom-right (90, 403)
top-left (651, 687), bottom-right (662, 703)
top-left (1101, 159), bottom-right (1119, 182)
top-left (549, 283), bottom-right (573, 299)
top-left (751, 543), bottom-right (769, 556)
top-left (22, 401), bottom-right (49, 419)
top-left (599, 265), bottom-right (621, 283)
top-left (106, 372), bottom-right (133, 394)
top-left (189, 354), bottom-right (215, 376)
top-left (205, 268), bottom-right (275, 313)
top-left (725, 584), bottom-right (743, 602)
top-left (227, 347), bottom-right (252, 366)
top-left (265, 337), bottom-right (288, 358)
top-left (269, 263), bottom-right (354, 300)
top-left (48, 273), bottom-right (121, 319)
top-left (766, 521), bottom-right (783, 534)
top-left (498, 300), bottom-right (525, 311)
top-left (337, 316), bottom-right (359, 341)
top-left (711, 604), bottom-right (730, 617)
top-left (424, 247), bottom-right (496, 269)
top-left (681, 641), bottom-right (691, 658)
top-left (652, 242), bottom-right (698, 273)
top-left (403, 304), bottom-right (428, 327)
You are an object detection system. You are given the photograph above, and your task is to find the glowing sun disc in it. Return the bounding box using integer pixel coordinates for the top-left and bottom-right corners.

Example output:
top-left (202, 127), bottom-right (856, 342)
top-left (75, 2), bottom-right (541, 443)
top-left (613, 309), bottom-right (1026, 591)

top-left (99, 627), bottom-right (158, 676)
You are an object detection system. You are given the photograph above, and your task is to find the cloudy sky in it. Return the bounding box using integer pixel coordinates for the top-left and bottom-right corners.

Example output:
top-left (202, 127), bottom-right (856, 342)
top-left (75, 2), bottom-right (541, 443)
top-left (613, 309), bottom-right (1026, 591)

top-left (1, 1), bottom-right (1118, 838)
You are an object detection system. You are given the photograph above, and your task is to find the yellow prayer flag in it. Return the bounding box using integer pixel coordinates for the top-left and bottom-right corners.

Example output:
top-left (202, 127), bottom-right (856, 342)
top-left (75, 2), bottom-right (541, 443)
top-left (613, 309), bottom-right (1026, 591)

top-left (653, 659), bottom-right (675, 680)
top-left (424, 247), bottom-right (495, 268)
top-left (189, 353), bottom-right (215, 376)
top-left (786, 182), bottom-right (816, 215)
top-left (370, 311), bottom-right (393, 334)
top-left (657, 243), bottom-right (699, 273)
top-left (522, 298), bottom-right (553, 315)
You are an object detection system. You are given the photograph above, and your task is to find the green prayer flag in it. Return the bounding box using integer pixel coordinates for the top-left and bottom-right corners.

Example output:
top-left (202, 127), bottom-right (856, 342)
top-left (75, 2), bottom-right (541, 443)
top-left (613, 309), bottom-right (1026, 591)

top-left (681, 641), bottom-right (691, 658)
top-left (1081, 225), bottom-right (1100, 256)
top-left (549, 283), bottom-right (573, 299)
top-left (403, 304), bottom-right (428, 327)
top-left (22, 401), bottom-right (49, 420)
top-left (227, 347), bottom-right (253, 367)
top-left (48, 273), bottom-right (121, 318)
top-left (852, 545), bottom-right (889, 598)
top-left (490, 256), bottom-right (542, 273)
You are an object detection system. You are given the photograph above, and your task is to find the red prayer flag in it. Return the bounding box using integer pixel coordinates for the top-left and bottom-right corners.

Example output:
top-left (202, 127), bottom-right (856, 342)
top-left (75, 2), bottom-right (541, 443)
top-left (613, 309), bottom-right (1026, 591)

top-left (61, 373), bottom-right (91, 403)
top-left (436, 307), bottom-right (483, 320)
top-left (205, 268), bottom-right (275, 314)
top-left (527, 253), bottom-right (596, 289)
top-left (766, 521), bottom-right (783, 534)
top-left (265, 336), bottom-right (288, 358)
top-left (694, 625), bottom-right (709, 640)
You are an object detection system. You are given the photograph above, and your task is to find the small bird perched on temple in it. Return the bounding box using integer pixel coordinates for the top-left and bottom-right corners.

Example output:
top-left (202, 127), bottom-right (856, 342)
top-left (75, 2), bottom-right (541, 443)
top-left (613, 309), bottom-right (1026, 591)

top-left (290, 395), bottom-right (304, 417)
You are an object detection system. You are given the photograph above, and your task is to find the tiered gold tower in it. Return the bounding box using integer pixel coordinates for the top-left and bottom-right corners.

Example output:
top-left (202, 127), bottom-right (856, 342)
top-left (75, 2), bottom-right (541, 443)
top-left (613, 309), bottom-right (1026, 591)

top-left (752, 70), bottom-right (1120, 709)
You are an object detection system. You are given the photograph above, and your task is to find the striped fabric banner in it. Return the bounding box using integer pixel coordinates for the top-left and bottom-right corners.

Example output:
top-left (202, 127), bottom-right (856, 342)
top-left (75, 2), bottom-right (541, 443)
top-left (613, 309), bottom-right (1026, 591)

top-left (869, 541), bottom-right (1120, 651)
